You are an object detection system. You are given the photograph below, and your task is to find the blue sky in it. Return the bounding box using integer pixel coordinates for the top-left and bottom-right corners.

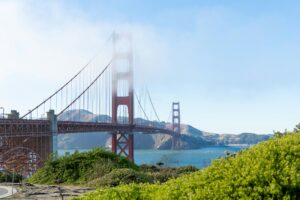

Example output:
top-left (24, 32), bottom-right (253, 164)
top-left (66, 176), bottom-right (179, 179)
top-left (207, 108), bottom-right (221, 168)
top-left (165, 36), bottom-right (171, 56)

top-left (1, 0), bottom-right (300, 134)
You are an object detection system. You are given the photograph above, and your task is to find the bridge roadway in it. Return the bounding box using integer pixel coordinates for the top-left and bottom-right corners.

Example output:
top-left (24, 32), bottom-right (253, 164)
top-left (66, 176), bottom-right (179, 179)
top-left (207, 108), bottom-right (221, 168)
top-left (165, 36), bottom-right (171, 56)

top-left (0, 119), bottom-right (174, 135)
top-left (0, 118), bottom-right (176, 176)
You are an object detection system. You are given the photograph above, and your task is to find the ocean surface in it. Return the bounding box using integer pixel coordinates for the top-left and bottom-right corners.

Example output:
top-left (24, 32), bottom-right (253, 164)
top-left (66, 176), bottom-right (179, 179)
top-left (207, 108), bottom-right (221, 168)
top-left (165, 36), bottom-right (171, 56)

top-left (58, 146), bottom-right (245, 169)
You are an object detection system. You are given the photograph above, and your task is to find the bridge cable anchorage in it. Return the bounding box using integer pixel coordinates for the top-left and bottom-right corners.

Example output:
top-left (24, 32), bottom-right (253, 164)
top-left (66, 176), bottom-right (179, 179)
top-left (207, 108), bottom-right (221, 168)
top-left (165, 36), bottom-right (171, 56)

top-left (134, 92), bottom-right (149, 121)
top-left (57, 60), bottom-right (112, 117)
top-left (21, 34), bottom-right (113, 119)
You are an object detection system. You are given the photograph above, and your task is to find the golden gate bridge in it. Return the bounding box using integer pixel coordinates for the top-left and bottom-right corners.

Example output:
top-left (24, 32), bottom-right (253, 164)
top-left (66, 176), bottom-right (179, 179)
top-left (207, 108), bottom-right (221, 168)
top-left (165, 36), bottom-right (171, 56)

top-left (0, 33), bottom-right (182, 176)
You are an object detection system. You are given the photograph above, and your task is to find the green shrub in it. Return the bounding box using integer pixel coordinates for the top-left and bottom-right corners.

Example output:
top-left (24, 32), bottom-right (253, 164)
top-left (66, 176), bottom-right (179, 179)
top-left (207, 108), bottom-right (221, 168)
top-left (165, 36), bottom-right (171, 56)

top-left (27, 148), bottom-right (138, 185)
top-left (176, 165), bottom-right (198, 174)
top-left (139, 164), bottom-right (198, 183)
top-left (75, 133), bottom-right (300, 199)
top-left (87, 159), bottom-right (115, 181)
top-left (0, 171), bottom-right (22, 183)
top-left (139, 164), bottom-right (159, 173)
top-left (27, 147), bottom-right (197, 187)
top-left (88, 168), bottom-right (153, 187)
top-left (147, 165), bottom-right (198, 183)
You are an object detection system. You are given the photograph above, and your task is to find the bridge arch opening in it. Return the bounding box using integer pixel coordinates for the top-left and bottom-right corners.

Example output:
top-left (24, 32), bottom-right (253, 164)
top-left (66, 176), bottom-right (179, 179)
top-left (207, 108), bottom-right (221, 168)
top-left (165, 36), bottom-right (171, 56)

top-left (117, 105), bottom-right (129, 124)
top-left (0, 146), bottom-right (41, 177)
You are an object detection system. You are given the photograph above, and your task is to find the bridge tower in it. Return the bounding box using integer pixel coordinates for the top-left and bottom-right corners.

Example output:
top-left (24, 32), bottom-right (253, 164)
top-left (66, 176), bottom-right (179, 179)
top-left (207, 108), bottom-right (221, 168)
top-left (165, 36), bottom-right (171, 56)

top-left (172, 102), bottom-right (181, 149)
top-left (111, 33), bottom-right (134, 161)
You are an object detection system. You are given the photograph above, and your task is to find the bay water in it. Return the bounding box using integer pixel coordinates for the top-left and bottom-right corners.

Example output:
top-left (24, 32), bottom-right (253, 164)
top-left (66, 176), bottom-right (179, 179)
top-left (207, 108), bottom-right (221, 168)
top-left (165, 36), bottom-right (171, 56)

top-left (58, 146), bottom-right (245, 169)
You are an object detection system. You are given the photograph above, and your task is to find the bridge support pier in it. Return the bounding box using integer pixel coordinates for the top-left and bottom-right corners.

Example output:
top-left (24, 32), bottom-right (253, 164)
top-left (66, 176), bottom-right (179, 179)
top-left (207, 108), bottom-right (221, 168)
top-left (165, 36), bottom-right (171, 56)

top-left (47, 110), bottom-right (58, 156)
top-left (112, 132), bottom-right (134, 161)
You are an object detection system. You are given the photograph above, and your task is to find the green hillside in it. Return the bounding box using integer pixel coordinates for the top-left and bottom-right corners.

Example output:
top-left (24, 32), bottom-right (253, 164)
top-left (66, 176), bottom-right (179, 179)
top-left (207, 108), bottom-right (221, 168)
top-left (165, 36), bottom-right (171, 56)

top-left (75, 133), bottom-right (300, 199)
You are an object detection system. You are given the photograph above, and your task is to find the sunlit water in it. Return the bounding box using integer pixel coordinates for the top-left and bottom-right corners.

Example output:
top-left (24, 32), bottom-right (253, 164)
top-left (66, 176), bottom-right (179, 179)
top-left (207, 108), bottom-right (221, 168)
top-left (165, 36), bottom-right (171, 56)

top-left (58, 146), bottom-right (245, 169)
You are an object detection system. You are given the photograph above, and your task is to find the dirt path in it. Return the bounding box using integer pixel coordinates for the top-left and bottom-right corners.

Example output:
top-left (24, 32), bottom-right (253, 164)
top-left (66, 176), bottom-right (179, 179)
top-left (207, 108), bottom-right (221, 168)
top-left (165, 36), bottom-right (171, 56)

top-left (3, 183), bottom-right (94, 200)
top-left (0, 185), bottom-right (17, 198)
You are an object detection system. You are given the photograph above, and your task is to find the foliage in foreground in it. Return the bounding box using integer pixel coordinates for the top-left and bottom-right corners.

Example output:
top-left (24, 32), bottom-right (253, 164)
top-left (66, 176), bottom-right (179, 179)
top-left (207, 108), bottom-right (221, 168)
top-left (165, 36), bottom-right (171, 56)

top-left (76, 133), bottom-right (300, 199)
top-left (0, 171), bottom-right (22, 183)
top-left (27, 148), bottom-right (138, 185)
top-left (27, 148), bottom-right (197, 187)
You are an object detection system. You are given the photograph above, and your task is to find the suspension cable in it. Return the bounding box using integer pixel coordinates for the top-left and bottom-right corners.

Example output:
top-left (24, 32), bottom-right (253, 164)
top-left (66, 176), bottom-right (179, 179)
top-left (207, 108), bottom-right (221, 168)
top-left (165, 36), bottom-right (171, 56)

top-left (21, 34), bottom-right (113, 119)
top-left (57, 60), bottom-right (112, 117)
top-left (134, 92), bottom-right (149, 121)
top-left (21, 60), bottom-right (91, 119)
top-left (146, 87), bottom-right (160, 122)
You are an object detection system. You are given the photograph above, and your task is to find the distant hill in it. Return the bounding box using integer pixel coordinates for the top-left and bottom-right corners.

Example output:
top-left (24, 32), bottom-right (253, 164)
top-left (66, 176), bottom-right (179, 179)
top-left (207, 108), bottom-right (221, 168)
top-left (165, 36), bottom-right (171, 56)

top-left (58, 110), bottom-right (272, 150)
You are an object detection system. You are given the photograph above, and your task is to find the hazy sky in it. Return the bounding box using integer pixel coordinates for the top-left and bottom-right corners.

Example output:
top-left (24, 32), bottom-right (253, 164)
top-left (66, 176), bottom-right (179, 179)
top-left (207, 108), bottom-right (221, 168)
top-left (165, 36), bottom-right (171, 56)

top-left (1, 0), bottom-right (300, 134)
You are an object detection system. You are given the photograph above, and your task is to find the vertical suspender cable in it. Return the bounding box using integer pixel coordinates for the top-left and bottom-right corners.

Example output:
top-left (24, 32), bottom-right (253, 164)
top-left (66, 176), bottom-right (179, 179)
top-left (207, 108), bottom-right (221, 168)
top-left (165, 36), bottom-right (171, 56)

top-left (57, 61), bottom-right (111, 117)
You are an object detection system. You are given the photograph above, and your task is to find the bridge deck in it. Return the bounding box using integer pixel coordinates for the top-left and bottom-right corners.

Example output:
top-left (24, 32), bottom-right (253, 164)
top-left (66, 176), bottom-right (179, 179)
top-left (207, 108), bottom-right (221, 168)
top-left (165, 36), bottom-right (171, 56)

top-left (0, 119), bottom-right (174, 135)
top-left (0, 118), bottom-right (174, 176)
